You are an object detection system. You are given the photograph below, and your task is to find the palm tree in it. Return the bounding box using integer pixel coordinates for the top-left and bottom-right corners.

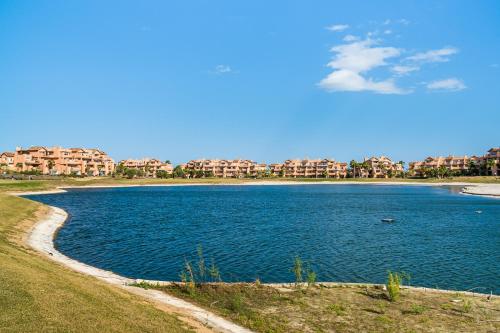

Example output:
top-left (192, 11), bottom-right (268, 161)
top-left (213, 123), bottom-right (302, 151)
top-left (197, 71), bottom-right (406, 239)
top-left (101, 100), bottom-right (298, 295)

top-left (486, 159), bottom-right (496, 176)
top-left (349, 160), bottom-right (358, 178)
top-left (379, 164), bottom-right (388, 178)
top-left (360, 161), bottom-right (370, 178)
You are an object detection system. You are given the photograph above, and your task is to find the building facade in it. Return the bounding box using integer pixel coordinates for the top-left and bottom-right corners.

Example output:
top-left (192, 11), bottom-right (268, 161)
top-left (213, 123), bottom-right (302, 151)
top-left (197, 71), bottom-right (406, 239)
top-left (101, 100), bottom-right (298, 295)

top-left (0, 152), bottom-right (15, 172)
top-left (118, 158), bottom-right (173, 177)
top-left (270, 159), bottom-right (348, 178)
top-left (183, 159), bottom-right (267, 178)
top-left (484, 148), bottom-right (500, 176)
top-left (362, 156), bottom-right (404, 178)
top-left (9, 146), bottom-right (115, 176)
top-left (408, 148), bottom-right (500, 176)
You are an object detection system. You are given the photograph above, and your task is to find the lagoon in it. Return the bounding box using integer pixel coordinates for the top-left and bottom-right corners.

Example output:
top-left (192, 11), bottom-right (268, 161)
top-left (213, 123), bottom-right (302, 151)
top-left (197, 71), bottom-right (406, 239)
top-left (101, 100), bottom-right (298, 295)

top-left (25, 185), bottom-right (500, 293)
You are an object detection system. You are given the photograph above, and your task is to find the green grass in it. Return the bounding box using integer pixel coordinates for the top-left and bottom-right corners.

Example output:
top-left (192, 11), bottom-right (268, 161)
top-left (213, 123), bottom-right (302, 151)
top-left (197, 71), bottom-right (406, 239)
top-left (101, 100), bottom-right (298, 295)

top-left (145, 283), bottom-right (500, 333)
top-left (0, 194), bottom-right (193, 332)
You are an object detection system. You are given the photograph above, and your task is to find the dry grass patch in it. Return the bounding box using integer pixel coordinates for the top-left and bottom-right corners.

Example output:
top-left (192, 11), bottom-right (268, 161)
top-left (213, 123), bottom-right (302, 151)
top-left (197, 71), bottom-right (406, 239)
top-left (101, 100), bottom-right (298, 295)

top-left (146, 282), bottom-right (500, 333)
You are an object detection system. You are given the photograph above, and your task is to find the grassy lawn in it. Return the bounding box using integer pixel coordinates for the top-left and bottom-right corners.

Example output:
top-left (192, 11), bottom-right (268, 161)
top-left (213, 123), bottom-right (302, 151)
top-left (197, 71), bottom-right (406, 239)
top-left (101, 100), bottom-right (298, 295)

top-left (0, 193), bottom-right (193, 332)
top-left (148, 282), bottom-right (500, 333)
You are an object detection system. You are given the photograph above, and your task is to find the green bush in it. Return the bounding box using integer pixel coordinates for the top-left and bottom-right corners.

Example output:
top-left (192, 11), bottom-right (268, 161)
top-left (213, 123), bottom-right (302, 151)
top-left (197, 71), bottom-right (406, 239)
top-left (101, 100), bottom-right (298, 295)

top-left (293, 256), bottom-right (303, 286)
top-left (387, 271), bottom-right (402, 301)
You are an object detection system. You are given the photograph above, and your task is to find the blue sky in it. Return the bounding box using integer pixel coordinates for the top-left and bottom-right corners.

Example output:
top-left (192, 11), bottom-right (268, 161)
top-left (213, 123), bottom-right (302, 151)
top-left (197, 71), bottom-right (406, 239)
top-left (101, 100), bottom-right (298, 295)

top-left (0, 1), bottom-right (498, 164)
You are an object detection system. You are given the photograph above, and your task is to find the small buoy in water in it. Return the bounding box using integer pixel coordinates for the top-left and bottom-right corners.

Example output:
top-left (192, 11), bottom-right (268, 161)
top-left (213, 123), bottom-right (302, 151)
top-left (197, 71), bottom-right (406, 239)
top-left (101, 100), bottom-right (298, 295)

top-left (381, 218), bottom-right (395, 223)
top-left (475, 210), bottom-right (482, 214)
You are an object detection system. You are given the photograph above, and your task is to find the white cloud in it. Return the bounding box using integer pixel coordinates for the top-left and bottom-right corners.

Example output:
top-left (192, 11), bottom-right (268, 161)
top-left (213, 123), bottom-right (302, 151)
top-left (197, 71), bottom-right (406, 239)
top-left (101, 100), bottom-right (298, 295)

top-left (398, 19), bottom-right (410, 25)
top-left (391, 65), bottom-right (419, 76)
top-left (384, 29), bottom-right (392, 35)
top-left (407, 47), bottom-right (458, 63)
top-left (343, 34), bottom-right (359, 42)
top-left (383, 19), bottom-right (391, 25)
top-left (214, 65), bottom-right (232, 74)
top-left (326, 24), bottom-right (349, 32)
top-left (319, 70), bottom-right (405, 94)
top-left (319, 39), bottom-right (407, 94)
top-left (427, 78), bottom-right (466, 91)
top-left (491, 63), bottom-right (499, 68)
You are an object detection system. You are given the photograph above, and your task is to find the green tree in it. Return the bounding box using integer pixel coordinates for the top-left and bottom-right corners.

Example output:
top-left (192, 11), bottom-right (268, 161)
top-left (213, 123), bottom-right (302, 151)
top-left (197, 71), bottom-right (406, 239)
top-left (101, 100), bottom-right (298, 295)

top-left (360, 161), bottom-right (370, 178)
top-left (486, 159), bottom-right (496, 176)
top-left (419, 166), bottom-right (430, 178)
top-left (173, 165), bottom-right (185, 178)
top-left (115, 163), bottom-right (126, 175)
top-left (437, 165), bottom-right (449, 179)
top-left (124, 168), bottom-right (137, 179)
top-left (467, 160), bottom-right (478, 176)
top-left (349, 160), bottom-right (358, 178)
top-left (156, 170), bottom-right (170, 179)
top-left (47, 159), bottom-right (55, 173)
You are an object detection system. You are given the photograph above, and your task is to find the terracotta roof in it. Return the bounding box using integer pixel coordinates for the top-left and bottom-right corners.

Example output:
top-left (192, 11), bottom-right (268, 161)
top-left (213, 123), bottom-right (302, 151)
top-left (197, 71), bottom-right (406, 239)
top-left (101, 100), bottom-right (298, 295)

top-left (28, 146), bottom-right (47, 151)
top-left (1, 152), bottom-right (14, 157)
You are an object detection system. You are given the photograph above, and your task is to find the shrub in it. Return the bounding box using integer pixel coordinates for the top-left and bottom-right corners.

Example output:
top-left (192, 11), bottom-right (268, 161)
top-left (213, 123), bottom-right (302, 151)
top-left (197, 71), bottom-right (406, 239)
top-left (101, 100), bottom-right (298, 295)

top-left (292, 256), bottom-right (303, 286)
top-left (306, 265), bottom-right (317, 287)
top-left (387, 271), bottom-right (402, 301)
top-left (462, 299), bottom-right (472, 313)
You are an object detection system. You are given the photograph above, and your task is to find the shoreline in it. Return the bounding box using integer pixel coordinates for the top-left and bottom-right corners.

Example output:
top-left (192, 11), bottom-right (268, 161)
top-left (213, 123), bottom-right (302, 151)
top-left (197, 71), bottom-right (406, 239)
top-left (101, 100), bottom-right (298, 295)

top-left (12, 181), bottom-right (500, 199)
top-left (27, 205), bottom-right (253, 333)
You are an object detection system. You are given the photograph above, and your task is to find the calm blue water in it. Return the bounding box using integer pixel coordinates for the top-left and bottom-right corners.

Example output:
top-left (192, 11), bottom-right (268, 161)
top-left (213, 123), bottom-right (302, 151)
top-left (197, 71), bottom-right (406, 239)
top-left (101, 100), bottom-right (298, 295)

top-left (25, 185), bottom-right (500, 293)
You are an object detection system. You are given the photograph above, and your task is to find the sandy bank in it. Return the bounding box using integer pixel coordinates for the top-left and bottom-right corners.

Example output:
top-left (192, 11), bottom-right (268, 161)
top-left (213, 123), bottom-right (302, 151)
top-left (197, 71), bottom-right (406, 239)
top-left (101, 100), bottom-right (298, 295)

top-left (27, 205), bottom-right (253, 333)
top-left (461, 184), bottom-right (500, 198)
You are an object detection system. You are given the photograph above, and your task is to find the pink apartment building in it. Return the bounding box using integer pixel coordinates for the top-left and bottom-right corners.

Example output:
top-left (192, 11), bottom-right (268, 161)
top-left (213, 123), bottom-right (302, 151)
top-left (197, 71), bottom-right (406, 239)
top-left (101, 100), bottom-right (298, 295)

top-left (361, 156), bottom-right (404, 178)
top-left (118, 158), bottom-right (173, 177)
top-left (183, 159), bottom-right (267, 178)
top-left (2, 146), bottom-right (115, 176)
top-left (270, 159), bottom-right (348, 178)
top-left (409, 148), bottom-right (499, 176)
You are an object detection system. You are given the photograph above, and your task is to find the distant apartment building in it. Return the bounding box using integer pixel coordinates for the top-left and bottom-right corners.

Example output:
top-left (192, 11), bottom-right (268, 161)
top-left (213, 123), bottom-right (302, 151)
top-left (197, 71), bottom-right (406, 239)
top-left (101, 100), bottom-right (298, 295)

top-left (118, 158), bottom-right (173, 177)
top-left (0, 152), bottom-right (15, 171)
top-left (409, 148), bottom-right (500, 176)
top-left (270, 159), bottom-right (348, 178)
top-left (362, 156), bottom-right (404, 178)
top-left (409, 155), bottom-right (481, 176)
top-left (183, 159), bottom-right (267, 178)
top-left (9, 146), bottom-right (115, 176)
top-left (485, 147), bottom-right (500, 176)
